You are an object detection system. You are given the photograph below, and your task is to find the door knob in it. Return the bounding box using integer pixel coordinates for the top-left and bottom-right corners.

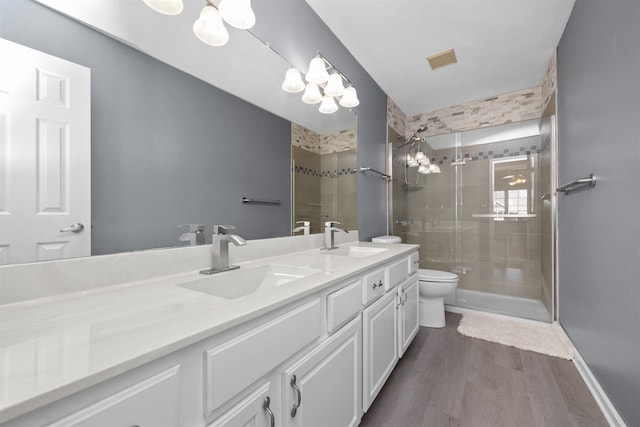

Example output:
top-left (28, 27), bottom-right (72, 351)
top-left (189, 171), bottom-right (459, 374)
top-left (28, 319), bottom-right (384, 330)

top-left (60, 223), bottom-right (85, 233)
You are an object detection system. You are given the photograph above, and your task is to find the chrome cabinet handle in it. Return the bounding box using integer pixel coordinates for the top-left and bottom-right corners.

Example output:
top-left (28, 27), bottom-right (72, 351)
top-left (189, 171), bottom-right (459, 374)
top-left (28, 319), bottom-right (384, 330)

top-left (59, 223), bottom-right (85, 233)
top-left (402, 290), bottom-right (408, 304)
top-left (264, 396), bottom-right (275, 427)
top-left (290, 374), bottom-right (302, 417)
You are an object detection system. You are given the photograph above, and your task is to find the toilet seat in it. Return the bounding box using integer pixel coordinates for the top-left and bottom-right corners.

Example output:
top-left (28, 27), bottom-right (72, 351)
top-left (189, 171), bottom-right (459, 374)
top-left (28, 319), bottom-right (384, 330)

top-left (418, 268), bottom-right (458, 283)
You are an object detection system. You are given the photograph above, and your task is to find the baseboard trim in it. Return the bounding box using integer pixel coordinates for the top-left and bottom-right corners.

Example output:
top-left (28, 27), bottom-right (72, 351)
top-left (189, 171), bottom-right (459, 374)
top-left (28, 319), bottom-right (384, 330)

top-left (572, 348), bottom-right (627, 427)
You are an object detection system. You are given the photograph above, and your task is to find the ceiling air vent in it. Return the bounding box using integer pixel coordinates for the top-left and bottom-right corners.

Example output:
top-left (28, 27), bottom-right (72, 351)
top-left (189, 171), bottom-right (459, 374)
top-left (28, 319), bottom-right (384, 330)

top-left (426, 48), bottom-right (457, 70)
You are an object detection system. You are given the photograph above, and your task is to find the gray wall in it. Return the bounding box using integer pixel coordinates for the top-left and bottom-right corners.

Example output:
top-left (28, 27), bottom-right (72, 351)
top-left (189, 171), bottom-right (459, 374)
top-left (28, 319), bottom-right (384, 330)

top-left (0, 0), bottom-right (292, 255)
top-left (557, 1), bottom-right (640, 425)
top-left (251, 0), bottom-right (389, 241)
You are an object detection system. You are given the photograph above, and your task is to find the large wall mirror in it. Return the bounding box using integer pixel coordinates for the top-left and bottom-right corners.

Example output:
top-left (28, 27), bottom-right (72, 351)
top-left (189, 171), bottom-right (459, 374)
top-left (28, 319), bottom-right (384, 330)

top-left (0, 0), bottom-right (357, 265)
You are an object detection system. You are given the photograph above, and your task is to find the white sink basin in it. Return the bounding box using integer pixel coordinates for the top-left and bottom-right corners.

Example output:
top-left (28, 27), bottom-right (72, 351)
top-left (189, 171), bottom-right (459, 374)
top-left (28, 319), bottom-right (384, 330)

top-left (324, 246), bottom-right (388, 258)
top-left (177, 264), bottom-right (321, 299)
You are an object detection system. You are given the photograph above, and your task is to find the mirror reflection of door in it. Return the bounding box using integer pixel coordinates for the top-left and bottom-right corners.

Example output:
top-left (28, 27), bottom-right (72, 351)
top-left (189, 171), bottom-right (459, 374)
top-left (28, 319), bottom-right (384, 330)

top-left (291, 123), bottom-right (357, 235)
top-left (0, 39), bottom-right (91, 265)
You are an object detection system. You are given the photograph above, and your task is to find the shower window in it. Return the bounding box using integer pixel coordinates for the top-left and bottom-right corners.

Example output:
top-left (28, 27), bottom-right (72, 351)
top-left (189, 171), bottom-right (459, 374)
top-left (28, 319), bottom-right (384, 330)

top-left (491, 156), bottom-right (534, 216)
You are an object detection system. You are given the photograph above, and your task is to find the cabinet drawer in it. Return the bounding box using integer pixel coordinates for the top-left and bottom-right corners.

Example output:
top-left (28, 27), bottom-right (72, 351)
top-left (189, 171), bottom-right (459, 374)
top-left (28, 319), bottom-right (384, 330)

top-left (386, 257), bottom-right (409, 291)
top-left (327, 280), bottom-right (362, 333)
top-left (361, 268), bottom-right (386, 306)
top-left (409, 252), bottom-right (419, 275)
top-left (48, 366), bottom-right (180, 427)
top-left (205, 299), bottom-right (321, 416)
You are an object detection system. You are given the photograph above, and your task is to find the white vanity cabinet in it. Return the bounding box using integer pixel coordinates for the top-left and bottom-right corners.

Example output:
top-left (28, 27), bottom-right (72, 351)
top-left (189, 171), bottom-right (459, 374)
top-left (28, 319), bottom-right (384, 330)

top-left (1, 246), bottom-right (419, 427)
top-left (280, 317), bottom-right (361, 427)
top-left (207, 383), bottom-right (275, 427)
top-left (361, 253), bottom-right (419, 412)
top-left (397, 274), bottom-right (419, 357)
top-left (362, 290), bottom-right (398, 411)
top-left (46, 366), bottom-right (181, 427)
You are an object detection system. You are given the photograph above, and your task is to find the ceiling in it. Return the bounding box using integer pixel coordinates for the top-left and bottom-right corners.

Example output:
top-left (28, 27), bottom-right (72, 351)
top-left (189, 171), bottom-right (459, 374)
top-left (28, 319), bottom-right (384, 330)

top-left (306, 0), bottom-right (576, 117)
top-left (34, 0), bottom-right (575, 130)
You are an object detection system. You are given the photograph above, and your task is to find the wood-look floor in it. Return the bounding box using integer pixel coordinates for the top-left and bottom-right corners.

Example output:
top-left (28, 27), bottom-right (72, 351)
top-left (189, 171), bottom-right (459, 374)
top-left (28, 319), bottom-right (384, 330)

top-left (360, 312), bottom-right (607, 427)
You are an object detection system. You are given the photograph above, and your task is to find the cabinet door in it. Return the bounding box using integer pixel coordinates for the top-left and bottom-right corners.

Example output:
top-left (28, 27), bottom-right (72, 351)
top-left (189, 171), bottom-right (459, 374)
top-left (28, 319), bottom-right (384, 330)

top-left (362, 290), bottom-right (398, 411)
top-left (281, 317), bottom-right (362, 427)
top-left (47, 366), bottom-right (180, 427)
top-left (208, 383), bottom-right (275, 427)
top-left (398, 276), bottom-right (419, 357)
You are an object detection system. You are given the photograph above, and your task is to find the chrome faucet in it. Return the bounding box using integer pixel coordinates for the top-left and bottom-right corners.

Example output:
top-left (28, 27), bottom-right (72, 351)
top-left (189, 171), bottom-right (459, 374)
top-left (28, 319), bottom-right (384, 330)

top-left (322, 221), bottom-right (348, 250)
top-left (178, 224), bottom-right (205, 246)
top-left (200, 225), bottom-right (247, 275)
top-left (292, 221), bottom-right (311, 235)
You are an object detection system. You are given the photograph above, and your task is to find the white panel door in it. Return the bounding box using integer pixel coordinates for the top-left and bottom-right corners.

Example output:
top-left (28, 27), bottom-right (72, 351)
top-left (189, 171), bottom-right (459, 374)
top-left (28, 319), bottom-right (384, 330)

top-left (0, 38), bottom-right (90, 265)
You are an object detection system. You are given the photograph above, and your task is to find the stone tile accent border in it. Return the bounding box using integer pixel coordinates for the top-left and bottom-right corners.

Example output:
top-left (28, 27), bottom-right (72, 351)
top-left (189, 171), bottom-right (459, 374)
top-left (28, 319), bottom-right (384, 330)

top-left (388, 52), bottom-right (558, 139)
top-left (291, 123), bottom-right (357, 155)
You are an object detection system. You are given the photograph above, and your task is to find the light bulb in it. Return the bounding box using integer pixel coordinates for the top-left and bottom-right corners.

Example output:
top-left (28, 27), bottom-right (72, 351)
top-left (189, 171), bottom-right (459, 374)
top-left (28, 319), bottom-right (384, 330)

top-left (324, 73), bottom-right (345, 97)
top-left (305, 57), bottom-right (329, 85)
top-left (339, 85), bottom-right (359, 108)
top-left (301, 83), bottom-right (322, 104)
top-left (282, 68), bottom-right (305, 93)
top-left (319, 95), bottom-right (338, 114)
top-left (218, 0), bottom-right (255, 29)
top-left (428, 164), bottom-right (441, 173)
top-left (142, 0), bottom-right (183, 15)
top-left (193, 6), bottom-right (229, 46)
top-left (418, 165), bottom-right (431, 174)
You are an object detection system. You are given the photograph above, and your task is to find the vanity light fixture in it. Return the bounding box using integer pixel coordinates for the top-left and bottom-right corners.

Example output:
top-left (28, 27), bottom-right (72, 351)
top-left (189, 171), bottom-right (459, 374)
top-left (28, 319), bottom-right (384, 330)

top-left (142, 0), bottom-right (255, 47)
top-left (143, 0), bottom-right (184, 15)
top-left (281, 52), bottom-right (359, 114)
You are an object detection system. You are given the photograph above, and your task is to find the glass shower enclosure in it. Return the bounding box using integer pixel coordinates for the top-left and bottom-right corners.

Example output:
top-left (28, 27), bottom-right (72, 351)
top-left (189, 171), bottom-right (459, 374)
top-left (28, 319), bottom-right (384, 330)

top-left (389, 118), bottom-right (556, 322)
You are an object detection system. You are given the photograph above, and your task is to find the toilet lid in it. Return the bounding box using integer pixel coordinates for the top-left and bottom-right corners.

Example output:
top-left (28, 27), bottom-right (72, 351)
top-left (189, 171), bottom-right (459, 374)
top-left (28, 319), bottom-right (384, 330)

top-left (418, 268), bottom-right (458, 282)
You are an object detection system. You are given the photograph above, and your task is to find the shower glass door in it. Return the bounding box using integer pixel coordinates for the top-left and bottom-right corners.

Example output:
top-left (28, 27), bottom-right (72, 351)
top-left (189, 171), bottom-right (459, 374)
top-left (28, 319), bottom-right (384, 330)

top-left (402, 119), bottom-right (554, 323)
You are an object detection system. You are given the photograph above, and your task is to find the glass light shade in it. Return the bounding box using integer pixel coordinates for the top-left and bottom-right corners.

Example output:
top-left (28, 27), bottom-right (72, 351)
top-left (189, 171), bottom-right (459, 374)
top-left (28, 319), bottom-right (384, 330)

top-left (319, 95), bottom-right (339, 114)
top-left (339, 85), bottom-right (359, 108)
top-left (218, 0), bottom-right (255, 29)
top-left (408, 159), bottom-right (419, 167)
top-left (324, 73), bottom-right (346, 97)
top-left (301, 83), bottom-right (322, 104)
top-left (305, 57), bottom-right (330, 85)
top-left (282, 68), bottom-right (305, 93)
top-left (415, 151), bottom-right (426, 162)
top-left (418, 165), bottom-right (431, 174)
top-left (407, 154), bottom-right (415, 163)
top-left (418, 156), bottom-right (431, 165)
top-left (193, 6), bottom-right (229, 46)
top-left (428, 164), bottom-right (441, 173)
top-left (143, 0), bottom-right (183, 15)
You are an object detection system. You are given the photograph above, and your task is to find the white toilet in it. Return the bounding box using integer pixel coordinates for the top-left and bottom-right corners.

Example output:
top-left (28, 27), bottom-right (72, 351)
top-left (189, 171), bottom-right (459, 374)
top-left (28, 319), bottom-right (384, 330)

top-left (418, 269), bottom-right (459, 328)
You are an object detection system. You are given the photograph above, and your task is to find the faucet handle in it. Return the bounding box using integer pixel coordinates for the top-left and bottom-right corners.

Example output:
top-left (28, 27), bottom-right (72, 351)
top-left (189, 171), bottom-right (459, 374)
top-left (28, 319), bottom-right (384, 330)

top-left (213, 225), bottom-right (236, 234)
top-left (296, 221), bottom-right (310, 226)
top-left (179, 224), bottom-right (205, 232)
top-left (325, 221), bottom-right (341, 227)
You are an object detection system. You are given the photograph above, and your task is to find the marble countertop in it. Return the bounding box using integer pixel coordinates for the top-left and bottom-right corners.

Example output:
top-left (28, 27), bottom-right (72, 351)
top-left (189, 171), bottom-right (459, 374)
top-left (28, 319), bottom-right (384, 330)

top-left (0, 241), bottom-right (417, 422)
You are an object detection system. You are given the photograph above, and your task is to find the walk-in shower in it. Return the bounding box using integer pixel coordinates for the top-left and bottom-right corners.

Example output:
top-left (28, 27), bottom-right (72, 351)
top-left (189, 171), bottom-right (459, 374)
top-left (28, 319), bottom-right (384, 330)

top-left (389, 118), bottom-right (556, 322)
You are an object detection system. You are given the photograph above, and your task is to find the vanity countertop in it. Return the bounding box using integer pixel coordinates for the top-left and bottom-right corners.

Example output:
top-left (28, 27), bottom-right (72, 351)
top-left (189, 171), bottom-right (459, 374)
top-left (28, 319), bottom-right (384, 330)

top-left (0, 241), bottom-right (417, 422)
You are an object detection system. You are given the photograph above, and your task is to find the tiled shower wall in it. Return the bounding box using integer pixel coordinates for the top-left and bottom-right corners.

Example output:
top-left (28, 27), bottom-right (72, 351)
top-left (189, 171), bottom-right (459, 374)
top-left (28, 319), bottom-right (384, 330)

top-left (404, 136), bottom-right (545, 301)
top-left (292, 124), bottom-right (357, 233)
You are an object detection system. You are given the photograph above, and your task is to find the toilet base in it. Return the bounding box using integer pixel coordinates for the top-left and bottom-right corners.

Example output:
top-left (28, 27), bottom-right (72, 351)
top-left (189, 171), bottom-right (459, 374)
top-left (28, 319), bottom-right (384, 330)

top-left (419, 297), bottom-right (446, 328)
